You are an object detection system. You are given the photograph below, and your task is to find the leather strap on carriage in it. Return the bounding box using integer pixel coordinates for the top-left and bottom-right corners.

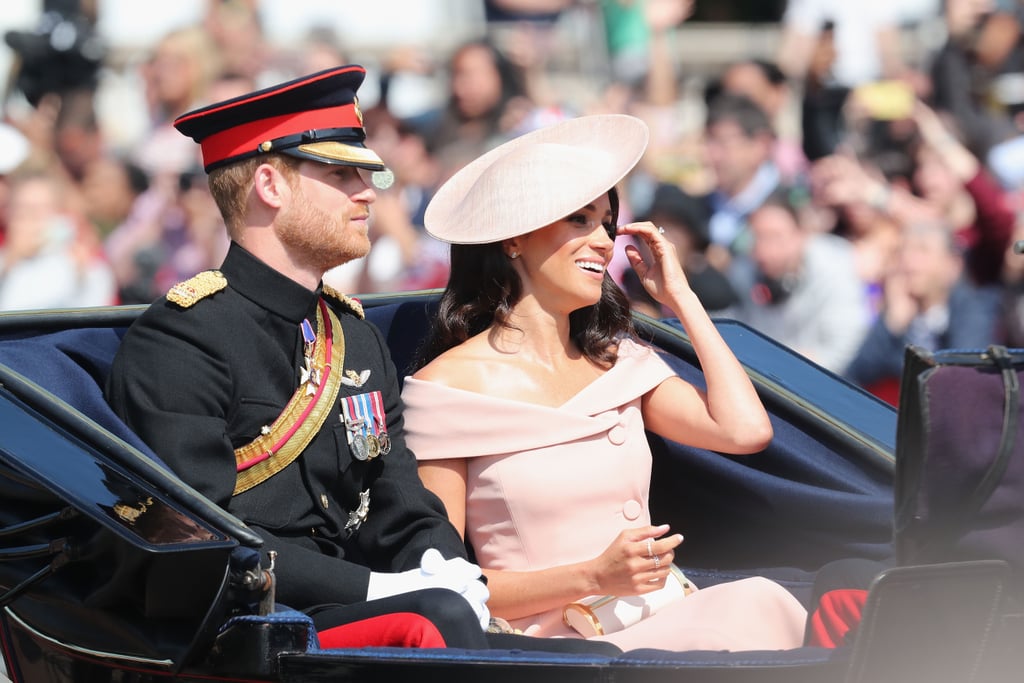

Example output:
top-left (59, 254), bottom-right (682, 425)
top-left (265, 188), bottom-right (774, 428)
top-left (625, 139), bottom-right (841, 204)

top-left (965, 345), bottom-right (1019, 516)
top-left (233, 299), bottom-right (345, 496)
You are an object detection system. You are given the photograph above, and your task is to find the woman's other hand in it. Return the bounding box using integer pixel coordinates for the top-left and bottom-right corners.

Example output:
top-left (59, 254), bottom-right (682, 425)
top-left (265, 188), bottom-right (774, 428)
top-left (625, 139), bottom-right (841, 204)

top-left (587, 524), bottom-right (684, 596)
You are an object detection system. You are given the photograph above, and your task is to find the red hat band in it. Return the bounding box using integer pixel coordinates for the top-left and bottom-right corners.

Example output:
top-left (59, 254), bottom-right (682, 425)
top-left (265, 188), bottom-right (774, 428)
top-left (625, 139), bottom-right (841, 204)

top-left (199, 104), bottom-right (363, 170)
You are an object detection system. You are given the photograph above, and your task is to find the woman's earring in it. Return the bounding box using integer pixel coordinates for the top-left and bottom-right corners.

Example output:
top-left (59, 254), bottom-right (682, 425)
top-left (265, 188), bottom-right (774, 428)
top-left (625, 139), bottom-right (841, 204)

top-left (509, 251), bottom-right (519, 259)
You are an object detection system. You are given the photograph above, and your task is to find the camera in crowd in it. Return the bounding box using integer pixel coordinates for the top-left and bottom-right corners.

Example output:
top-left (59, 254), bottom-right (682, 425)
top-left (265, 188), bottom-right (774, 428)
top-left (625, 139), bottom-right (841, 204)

top-left (4, 0), bottom-right (106, 107)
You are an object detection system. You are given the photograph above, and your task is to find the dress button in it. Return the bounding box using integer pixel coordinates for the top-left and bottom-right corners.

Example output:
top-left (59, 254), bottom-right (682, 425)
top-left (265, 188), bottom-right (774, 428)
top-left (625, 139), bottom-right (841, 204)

top-left (622, 499), bottom-right (642, 520)
top-left (608, 424), bottom-right (627, 445)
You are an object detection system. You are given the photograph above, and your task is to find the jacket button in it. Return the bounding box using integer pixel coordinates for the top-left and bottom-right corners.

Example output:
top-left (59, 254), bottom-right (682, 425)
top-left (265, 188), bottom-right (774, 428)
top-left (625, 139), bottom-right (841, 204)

top-left (608, 424), bottom-right (627, 445)
top-left (623, 499), bottom-right (642, 520)
top-left (320, 493), bottom-right (329, 509)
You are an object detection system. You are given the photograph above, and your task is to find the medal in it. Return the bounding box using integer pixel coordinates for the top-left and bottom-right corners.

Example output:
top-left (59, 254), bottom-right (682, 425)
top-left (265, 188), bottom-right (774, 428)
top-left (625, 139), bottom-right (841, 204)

top-left (341, 391), bottom-right (390, 461)
top-left (298, 318), bottom-right (321, 395)
top-left (366, 434), bottom-right (381, 459)
top-left (344, 489), bottom-right (371, 532)
top-left (351, 434), bottom-right (370, 461)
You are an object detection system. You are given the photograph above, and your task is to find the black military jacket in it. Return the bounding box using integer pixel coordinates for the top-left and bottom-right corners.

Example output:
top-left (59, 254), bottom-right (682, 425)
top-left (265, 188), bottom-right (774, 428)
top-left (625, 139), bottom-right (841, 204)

top-left (106, 243), bottom-right (466, 610)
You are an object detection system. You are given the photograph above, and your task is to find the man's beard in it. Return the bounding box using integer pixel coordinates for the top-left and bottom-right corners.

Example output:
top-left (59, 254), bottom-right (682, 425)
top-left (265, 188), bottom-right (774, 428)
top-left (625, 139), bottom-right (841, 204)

top-left (276, 193), bottom-right (370, 275)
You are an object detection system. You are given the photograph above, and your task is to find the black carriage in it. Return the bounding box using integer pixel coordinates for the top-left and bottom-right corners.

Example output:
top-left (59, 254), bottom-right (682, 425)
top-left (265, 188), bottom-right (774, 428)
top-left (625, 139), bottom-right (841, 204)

top-left (0, 292), bottom-right (1017, 682)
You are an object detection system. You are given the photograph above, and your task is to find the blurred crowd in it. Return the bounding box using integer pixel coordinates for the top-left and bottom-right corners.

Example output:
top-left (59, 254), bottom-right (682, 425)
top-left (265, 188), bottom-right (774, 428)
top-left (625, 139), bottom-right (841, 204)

top-left (2, 0), bottom-right (1024, 404)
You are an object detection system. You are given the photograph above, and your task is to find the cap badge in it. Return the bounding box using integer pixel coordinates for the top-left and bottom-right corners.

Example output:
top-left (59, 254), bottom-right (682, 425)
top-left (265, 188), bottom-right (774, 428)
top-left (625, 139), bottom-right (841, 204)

top-left (353, 96), bottom-right (364, 126)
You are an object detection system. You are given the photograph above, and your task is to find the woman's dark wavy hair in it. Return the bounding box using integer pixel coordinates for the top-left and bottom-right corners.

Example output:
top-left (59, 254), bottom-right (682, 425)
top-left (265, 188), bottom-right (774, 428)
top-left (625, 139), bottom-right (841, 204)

top-left (412, 188), bottom-right (635, 371)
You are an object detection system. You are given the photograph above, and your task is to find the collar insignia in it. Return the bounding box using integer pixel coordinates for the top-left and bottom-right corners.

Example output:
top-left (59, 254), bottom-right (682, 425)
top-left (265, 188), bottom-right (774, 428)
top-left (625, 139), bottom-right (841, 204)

top-left (322, 284), bottom-right (364, 318)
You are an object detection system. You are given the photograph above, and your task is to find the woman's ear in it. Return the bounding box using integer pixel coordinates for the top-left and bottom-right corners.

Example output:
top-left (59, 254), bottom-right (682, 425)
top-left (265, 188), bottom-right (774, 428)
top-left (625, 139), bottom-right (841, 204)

top-left (253, 163), bottom-right (289, 209)
top-left (503, 237), bottom-right (522, 260)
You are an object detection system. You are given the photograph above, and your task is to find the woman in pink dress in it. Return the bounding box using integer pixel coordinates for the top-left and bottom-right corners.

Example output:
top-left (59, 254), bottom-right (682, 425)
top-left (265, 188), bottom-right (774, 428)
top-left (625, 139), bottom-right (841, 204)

top-left (402, 114), bottom-right (807, 651)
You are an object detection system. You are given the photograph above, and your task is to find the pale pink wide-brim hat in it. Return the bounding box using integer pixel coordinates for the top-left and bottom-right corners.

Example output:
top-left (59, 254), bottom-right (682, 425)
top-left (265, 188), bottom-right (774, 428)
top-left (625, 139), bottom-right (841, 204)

top-left (424, 114), bottom-right (650, 244)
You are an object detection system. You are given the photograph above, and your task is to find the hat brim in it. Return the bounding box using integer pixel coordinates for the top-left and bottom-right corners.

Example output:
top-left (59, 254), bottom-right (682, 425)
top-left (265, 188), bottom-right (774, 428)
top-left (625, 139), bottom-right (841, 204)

top-left (424, 115), bottom-right (649, 244)
top-left (284, 141), bottom-right (385, 171)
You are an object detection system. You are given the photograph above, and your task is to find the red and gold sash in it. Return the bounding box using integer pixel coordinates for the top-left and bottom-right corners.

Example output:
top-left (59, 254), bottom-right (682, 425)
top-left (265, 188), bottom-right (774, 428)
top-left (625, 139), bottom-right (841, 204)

top-left (233, 299), bottom-right (345, 496)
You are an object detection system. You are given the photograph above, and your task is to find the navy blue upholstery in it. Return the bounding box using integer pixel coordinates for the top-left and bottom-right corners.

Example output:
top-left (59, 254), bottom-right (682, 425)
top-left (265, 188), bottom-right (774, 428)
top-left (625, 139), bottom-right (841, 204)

top-left (0, 325), bottom-right (156, 458)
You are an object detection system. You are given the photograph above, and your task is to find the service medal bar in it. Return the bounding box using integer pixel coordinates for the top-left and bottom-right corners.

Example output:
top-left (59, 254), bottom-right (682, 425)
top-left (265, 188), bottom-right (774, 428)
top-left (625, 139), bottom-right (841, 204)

top-left (340, 391), bottom-right (389, 459)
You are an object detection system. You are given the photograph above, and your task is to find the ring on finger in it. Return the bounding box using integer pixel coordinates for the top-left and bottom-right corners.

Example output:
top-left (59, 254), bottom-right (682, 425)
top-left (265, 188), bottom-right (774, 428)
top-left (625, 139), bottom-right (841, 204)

top-left (657, 226), bottom-right (665, 235)
top-left (653, 553), bottom-right (661, 570)
top-left (645, 538), bottom-right (654, 559)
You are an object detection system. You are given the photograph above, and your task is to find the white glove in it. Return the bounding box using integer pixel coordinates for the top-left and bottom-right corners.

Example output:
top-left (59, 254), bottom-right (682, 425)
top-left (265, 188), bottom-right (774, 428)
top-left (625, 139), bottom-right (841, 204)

top-left (419, 549), bottom-right (491, 629)
top-left (366, 549), bottom-right (491, 630)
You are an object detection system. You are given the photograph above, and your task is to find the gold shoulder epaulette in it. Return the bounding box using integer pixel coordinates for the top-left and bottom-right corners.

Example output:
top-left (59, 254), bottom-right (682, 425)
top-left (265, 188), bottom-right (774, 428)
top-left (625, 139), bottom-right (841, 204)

top-left (166, 270), bottom-right (228, 308)
top-left (322, 284), bottom-right (364, 319)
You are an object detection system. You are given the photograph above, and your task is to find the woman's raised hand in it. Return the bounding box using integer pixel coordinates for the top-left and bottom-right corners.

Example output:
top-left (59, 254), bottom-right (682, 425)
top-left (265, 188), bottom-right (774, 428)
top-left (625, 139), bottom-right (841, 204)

top-left (618, 221), bottom-right (691, 306)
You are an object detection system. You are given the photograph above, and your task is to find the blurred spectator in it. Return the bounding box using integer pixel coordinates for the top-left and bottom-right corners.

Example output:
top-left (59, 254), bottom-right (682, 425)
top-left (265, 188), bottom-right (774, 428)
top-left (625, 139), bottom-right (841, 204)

top-left (483, 0), bottom-right (575, 106)
top-left (636, 181), bottom-right (738, 314)
top-left (998, 215), bottom-right (1024, 346)
top-left (911, 100), bottom-right (1015, 284)
top-left (716, 58), bottom-right (808, 183)
top-left (78, 154), bottom-right (148, 239)
top-left (404, 38), bottom-right (534, 158)
top-left (721, 188), bottom-right (872, 373)
top-left (702, 93), bottom-right (782, 266)
top-left (484, 0), bottom-right (574, 22)
top-left (104, 167), bottom-right (228, 304)
top-left (812, 100), bottom-right (1015, 286)
top-left (52, 89), bottom-right (105, 184)
top-left (844, 221), bottom-right (1003, 404)
top-left (201, 0), bottom-right (275, 87)
top-left (798, 20), bottom-right (851, 162)
top-left (0, 170), bottom-right (116, 310)
top-left (599, 0), bottom-right (694, 90)
top-left (131, 25), bottom-right (220, 181)
top-left (0, 122), bottom-right (31, 241)
top-left (295, 26), bottom-right (348, 77)
top-left (590, 0), bottom-right (696, 219)
top-left (777, 0), bottom-right (908, 89)
top-left (811, 157), bottom-right (903, 314)
top-left (931, 0), bottom-right (1023, 160)
top-left (324, 107), bottom-right (449, 294)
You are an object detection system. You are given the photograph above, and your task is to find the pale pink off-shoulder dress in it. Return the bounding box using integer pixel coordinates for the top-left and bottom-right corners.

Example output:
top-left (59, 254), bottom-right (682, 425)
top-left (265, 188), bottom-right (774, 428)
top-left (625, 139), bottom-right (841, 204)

top-left (403, 338), bottom-right (807, 651)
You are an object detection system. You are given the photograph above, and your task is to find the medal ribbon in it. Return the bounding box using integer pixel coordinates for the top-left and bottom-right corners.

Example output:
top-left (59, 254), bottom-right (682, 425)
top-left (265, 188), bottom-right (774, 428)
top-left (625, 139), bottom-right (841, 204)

top-left (341, 390), bottom-right (390, 459)
top-left (232, 299), bottom-right (345, 495)
top-left (343, 392), bottom-right (384, 438)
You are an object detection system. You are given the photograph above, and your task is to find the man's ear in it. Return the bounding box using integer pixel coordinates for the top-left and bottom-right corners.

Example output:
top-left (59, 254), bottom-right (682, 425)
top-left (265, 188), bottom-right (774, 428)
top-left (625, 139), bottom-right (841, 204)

top-left (253, 163), bottom-right (290, 209)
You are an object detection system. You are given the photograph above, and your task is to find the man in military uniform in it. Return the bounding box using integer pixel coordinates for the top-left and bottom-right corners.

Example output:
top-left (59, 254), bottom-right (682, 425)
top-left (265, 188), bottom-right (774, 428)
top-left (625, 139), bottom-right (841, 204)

top-left (104, 65), bottom-right (495, 648)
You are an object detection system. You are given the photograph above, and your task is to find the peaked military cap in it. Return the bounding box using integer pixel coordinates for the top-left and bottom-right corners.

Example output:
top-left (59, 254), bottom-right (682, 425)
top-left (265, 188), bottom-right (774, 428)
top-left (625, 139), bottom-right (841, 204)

top-left (173, 65), bottom-right (385, 174)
